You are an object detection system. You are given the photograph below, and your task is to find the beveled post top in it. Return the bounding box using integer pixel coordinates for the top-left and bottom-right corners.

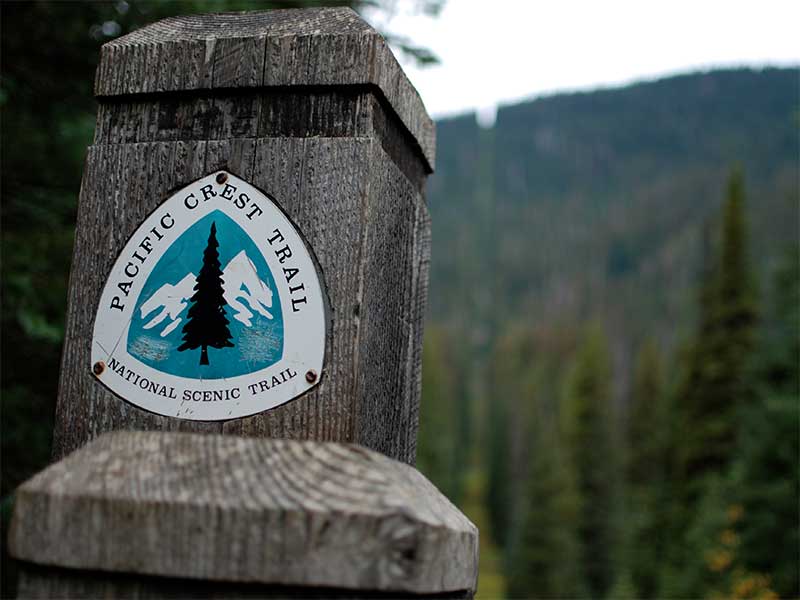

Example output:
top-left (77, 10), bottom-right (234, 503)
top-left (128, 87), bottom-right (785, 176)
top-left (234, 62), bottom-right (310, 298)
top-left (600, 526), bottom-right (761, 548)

top-left (96, 7), bottom-right (435, 170)
top-left (10, 431), bottom-right (477, 594)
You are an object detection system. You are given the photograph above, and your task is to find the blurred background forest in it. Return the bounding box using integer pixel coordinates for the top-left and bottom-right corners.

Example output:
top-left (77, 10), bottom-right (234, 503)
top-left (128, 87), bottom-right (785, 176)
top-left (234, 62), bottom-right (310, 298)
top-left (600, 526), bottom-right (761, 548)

top-left (1, 2), bottom-right (798, 599)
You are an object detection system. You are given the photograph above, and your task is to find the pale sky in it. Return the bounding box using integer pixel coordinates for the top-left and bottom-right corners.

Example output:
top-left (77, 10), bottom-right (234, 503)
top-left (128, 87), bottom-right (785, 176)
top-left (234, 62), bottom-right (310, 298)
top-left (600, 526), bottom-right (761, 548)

top-left (362, 0), bottom-right (799, 124)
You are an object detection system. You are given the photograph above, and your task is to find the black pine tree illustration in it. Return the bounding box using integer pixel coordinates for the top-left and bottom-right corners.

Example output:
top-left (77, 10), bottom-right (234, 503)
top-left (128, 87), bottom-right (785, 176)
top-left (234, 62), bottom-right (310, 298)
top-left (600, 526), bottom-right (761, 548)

top-left (177, 222), bottom-right (234, 365)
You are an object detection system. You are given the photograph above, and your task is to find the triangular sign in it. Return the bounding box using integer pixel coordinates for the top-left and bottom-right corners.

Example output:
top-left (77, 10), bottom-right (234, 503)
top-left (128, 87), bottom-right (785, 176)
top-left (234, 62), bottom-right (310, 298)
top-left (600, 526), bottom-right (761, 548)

top-left (91, 172), bottom-right (326, 420)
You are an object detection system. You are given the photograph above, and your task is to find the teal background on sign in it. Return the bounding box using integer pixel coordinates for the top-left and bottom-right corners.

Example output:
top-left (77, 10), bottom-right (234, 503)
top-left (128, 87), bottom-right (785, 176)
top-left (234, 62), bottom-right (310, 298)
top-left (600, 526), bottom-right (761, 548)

top-left (127, 210), bottom-right (284, 379)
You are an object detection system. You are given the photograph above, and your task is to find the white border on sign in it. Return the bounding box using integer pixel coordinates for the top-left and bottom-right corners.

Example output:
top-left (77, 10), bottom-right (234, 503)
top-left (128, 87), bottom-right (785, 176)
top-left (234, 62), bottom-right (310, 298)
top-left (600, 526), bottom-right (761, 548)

top-left (90, 172), bottom-right (327, 421)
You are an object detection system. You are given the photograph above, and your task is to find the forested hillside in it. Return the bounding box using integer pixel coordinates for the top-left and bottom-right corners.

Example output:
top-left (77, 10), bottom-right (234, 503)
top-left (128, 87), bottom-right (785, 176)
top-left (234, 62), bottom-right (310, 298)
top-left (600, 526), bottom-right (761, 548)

top-left (417, 67), bottom-right (799, 599)
top-left (428, 68), bottom-right (796, 348)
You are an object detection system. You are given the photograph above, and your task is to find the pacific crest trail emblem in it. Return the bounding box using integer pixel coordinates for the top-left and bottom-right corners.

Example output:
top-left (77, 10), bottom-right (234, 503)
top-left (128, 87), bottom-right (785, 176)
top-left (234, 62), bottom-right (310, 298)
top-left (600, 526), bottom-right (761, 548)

top-left (91, 172), bottom-right (326, 421)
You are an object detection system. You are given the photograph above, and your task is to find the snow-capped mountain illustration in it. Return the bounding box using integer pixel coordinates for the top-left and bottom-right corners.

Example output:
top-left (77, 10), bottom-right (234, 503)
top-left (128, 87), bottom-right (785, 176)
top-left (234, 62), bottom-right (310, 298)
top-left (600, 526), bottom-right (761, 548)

top-left (222, 250), bottom-right (273, 326)
top-left (140, 273), bottom-right (195, 337)
top-left (139, 250), bottom-right (274, 337)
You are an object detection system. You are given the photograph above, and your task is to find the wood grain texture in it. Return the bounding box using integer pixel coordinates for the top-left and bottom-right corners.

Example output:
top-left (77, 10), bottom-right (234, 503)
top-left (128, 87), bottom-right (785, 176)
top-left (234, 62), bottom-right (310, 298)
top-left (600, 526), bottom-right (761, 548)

top-left (11, 431), bottom-right (479, 595)
top-left (351, 141), bottom-right (430, 461)
top-left (17, 565), bottom-right (473, 599)
top-left (219, 137), bottom-right (366, 446)
top-left (54, 136), bottom-right (428, 463)
top-left (94, 8), bottom-right (435, 171)
top-left (93, 89), bottom-right (426, 193)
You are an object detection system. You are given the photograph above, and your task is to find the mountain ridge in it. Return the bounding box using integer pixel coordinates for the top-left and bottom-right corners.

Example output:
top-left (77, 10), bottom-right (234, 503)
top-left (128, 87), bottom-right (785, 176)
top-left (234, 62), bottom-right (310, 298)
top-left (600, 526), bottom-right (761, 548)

top-left (426, 66), bottom-right (798, 361)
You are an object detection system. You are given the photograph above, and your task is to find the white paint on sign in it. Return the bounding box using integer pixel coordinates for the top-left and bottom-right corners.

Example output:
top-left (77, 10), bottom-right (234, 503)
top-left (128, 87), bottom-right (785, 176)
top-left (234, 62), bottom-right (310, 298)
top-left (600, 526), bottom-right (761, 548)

top-left (91, 172), bottom-right (326, 420)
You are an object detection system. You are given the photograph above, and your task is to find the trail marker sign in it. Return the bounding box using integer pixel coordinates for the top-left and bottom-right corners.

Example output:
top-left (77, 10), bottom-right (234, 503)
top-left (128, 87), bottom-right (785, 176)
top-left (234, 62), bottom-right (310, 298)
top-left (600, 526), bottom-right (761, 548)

top-left (52, 8), bottom-right (435, 464)
top-left (91, 172), bottom-right (326, 420)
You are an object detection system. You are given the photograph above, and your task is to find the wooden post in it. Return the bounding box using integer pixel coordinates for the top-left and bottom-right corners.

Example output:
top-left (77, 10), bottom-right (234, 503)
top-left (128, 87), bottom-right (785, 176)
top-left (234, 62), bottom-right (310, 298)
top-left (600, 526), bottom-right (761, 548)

top-left (52, 7), bottom-right (435, 465)
top-left (9, 8), bottom-right (479, 599)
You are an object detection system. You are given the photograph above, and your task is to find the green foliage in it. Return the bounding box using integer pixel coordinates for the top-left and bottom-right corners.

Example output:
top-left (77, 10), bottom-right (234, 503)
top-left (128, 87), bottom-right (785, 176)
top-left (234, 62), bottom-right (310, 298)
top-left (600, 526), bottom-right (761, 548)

top-left (460, 468), bottom-right (507, 600)
top-left (663, 477), bottom-right (779, 600)
top-left (429, 69), bottom-right (798, 342)
top-left (732, 394), bottom-right (799, 598)
top-left (621, 340), bottom-right (670, 599)
top-left (731, 250), bottom-right (800, 597)
top-left (1, 7), bottom-right (116, 497)
top-left (676, 170), bottom-right (758, 496)
top-left (561, 324), bottom-right (618, 598)
top-left (428, 75), bottom-right (798, 600)
top-left (606, 569), bottom-right (638, 600)
top-left (417, 327), bottom-right (464, 502)
top-left (485, 386), bottom-right (512, 548)
top-left (654, 174), bottom-right (798, 600)
top-left (627, 339), bottom-right (665, 486)
top-left (426, 74), bottom-right (797, 596)
top-left (485, 330), bottom-right (527, 549)
top-left (506, 415), bottom-right (583, 599)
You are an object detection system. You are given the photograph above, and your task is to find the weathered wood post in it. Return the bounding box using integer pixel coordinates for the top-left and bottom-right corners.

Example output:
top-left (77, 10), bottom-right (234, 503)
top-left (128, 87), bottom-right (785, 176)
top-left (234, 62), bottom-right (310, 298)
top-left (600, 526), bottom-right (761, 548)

top-left (8, 7), bottom-right (478, 599)
top-left (51, 7), bottom-right (434, 463)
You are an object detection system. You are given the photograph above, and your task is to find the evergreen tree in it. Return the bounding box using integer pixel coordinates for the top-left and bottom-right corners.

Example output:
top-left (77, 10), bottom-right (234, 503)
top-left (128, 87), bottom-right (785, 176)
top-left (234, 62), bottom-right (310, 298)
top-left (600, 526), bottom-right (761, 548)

top-left (417, 327), bottom-right (461, 501)
top-left (507, 413), bottom-right (584, 599)
top-left (732, 394), bottom-right (798, 598)
top-left (677, 169), bottom-right (757, 489)
top-left (486, 330), bottom-right (534, 550)
top-left (627, 340), bottom-right (664, 485)
top-left (561, 324), bottom-right (617, 598)
top-left (178, 222), bottom-right (234, 365)
top-left (732, 249), bottom-right (799, 597)
top-left (623, 339), bottom-right (668, 598)
top-left (486, 391), bottom-right (511, 547)
top-left (606, 569), bottom-right (638, 600)
top-left (660, 170), bottom-right (760, 597)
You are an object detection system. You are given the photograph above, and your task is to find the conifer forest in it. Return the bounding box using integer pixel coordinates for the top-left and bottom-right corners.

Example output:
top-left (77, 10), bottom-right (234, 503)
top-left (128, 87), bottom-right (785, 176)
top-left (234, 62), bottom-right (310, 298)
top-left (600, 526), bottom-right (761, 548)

top-left (2, 2), bottom-right (798, 598)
